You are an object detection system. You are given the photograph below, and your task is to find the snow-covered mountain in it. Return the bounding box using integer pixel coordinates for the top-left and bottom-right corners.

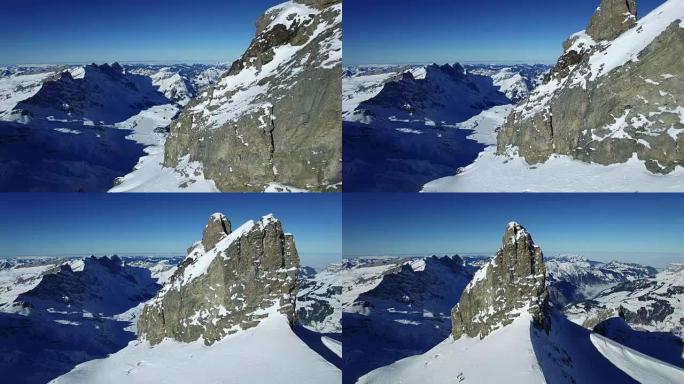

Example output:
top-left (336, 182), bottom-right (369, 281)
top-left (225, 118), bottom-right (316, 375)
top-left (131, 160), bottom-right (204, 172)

top-left (564, 263), bottom-right (684, 337)
top-left (163, 0), bottom-right (342, 192)
top-left (126, 64), bottom-right (227, 106)
top-left (344, 63), bottom-right (512, 191)
top-left (465, 64), bottom-right (549, 103)
top-left (297, 257), bottom-right (411, 334)
top-left (0, 62), bottom-right (226, 192)
top-left (0, 255), bottom-right (175, 384)
top-left (427, 0), bottom-right (684, 192)
top-left (546, 255), bottom-right (657, 307)
top-left (357, 223), bottom-right (684, 383)
top-left (52, 213), bottom-right (340, 383)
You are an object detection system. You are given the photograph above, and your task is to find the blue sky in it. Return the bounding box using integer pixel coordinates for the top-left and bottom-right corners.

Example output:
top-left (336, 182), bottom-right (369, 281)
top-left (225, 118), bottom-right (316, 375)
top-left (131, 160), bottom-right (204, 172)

top-left (344, 0), bottom-right (667, 65)
top-left (343, 194), bottom-right (684, 268)
top-left (0, 0), bottom-right (282, 65)
top-left (0, 194), bottom-right (341, 268)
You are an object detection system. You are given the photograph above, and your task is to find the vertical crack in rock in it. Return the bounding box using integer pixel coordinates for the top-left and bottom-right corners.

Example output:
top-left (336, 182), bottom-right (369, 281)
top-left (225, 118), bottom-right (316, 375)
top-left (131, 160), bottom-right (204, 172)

top-left (451, 222), bottom-right (549, 339)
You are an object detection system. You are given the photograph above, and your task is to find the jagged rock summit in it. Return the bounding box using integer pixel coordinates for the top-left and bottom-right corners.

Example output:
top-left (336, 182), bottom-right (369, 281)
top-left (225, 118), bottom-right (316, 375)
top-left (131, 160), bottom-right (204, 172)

top-left (451, 222), bottom-right (548, 339)
top-left (587, 0), bottom-right (637, 41)
top-left (498, 0), bottom-right (684, 174)
top-left (137, 213), bottom-right (299, 345)
top-left (164, 0), bottom-right (342, 192)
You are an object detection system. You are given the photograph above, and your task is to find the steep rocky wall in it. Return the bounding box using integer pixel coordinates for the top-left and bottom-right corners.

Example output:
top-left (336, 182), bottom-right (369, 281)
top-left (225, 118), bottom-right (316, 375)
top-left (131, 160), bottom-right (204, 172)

top-left (451, 222), bottom-right (548, 339)
top-left (497, 0), bottom-right (684, 174)
top-left (137, 214), bottom-right (300, 345)
top-left (164, 0), bottom-right (341, 191)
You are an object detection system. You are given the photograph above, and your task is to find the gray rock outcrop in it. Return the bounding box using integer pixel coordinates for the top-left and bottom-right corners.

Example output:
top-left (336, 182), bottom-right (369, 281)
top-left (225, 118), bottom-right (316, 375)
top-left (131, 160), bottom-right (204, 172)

top-left (137, 213), bottom-right (300, 345)
top-left (201, 213), bottom-right (232, 249)
top-left (163, 0), bottom-right (342, 191)
top-left (586, 0), bottom-right (637, 41)
top-left (451, 222), bottom-right (548, 339)
top-left (497, 0), bottom-right (684, 174)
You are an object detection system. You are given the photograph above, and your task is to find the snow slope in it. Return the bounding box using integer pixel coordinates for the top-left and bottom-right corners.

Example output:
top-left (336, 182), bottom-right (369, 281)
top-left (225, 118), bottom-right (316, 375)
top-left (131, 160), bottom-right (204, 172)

top-left (423, 147), bottom-right (684, 192)
top-left (108, 104), bottom-right (219, 192)
top-left (52, 310), bottom-right (340, 384)
top-left (359, 310), bottom-right (635, 384)
top-left (591, 333), bottom-right (684, 383)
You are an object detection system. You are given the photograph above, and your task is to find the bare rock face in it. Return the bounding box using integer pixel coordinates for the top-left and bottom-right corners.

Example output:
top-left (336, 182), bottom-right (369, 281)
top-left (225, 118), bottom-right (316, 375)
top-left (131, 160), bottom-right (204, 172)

top-left (163, 0), bottom-right (342, 191)
top-left (451, 222), bottom-right (548, 339)
top-left (587, 0), bottom-right (637, 42)
top-left (201, 213), bottom-right (231, 250)
top-left (137, 214), bottom-right (300, 345)
top-left (497, 0), bottom-right (684, 174)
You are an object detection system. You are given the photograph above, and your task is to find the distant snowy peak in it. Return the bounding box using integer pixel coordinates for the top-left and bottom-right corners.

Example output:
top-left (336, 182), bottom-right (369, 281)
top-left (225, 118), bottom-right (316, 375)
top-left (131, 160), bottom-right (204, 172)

top-left (149, 69), bottom-right (193, 105)
top-left (13, 255), bottom-right (159, 317)
top-left (564, 263), bottom-right (684, 337)
top-left (352, 62), bottom-right (510, 127)
top-left (465, 64), bottom-right (549, 103)
top-left (137, 213), bottom-right (299, 345)
top-left (498, 0), bottom-right (684, 174)
top-left (12, 62), bottom-right (170, 125)
top-left (546, 255), bottom-right (657, 306)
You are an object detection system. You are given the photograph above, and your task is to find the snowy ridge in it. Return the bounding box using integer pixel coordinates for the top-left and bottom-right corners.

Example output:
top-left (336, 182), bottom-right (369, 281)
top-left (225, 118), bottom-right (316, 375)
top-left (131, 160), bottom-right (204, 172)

top-left (584, 0), bottom-right (684, 83)
top-left (591, 333), bottom-right (684, 383)
top-left (51, 308), bottom-right (340, 384)
top-left (188, 2), bottom-right (340, 130)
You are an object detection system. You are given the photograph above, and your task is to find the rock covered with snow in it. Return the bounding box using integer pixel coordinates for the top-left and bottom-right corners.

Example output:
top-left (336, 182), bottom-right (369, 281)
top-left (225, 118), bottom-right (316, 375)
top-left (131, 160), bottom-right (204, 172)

top-left (451, 222), bottom-right (548, 339)
top-left (497, 0), bottom-right (684, 174)
top-left (163, 0), bottom-right (342, 192)
top-left (137, 213), bottom-right (300, 345)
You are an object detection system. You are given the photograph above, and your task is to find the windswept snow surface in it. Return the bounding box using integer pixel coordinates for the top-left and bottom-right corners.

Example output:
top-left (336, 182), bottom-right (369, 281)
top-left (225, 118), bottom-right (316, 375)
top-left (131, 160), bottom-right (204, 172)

top-left (109, 104), bottom-right (218, 192)
top-left (358, 313), bottom-right (546, 384)
top-left (359, 310), bottom-right (636, 384)
top-left (51, 313), bottom-right (340, 384)
top-left (322, 336), bottom-right (342, 358)
top-left (457, 104), bottom-right (513, 146)
top-left (423, 147), bottom-right (684, 192)
top-left (591, 333), bottom-right (684, 384)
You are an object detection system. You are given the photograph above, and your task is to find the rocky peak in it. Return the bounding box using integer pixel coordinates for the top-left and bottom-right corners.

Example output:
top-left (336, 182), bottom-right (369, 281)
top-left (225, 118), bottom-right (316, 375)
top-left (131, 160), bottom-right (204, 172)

top-left (451, 222), bottom-right (548, 339)
top-left (295, 0), bottom-right (340, 9)
top-left (201, 213), bottom-right (232, 249)
top-left (137, 213), bottom-right (300, 345)
top-left (497, 0), bottom-right (684, 174)
top-left (586, 0), bottom-right (637, 42)
top-left (163, 0), bottom-right (341, 191)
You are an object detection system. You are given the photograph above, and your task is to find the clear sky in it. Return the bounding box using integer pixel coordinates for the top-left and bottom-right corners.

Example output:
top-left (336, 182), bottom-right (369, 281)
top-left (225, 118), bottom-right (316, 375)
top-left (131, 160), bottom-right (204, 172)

top-left (0, 194), bottom-right (341, 269)
top-left (0, 0), bottom-right (282, 65)
top-left (344, 0), bottom-right (667, 65)
top-left (343, 194), bottom-right (684, 268)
